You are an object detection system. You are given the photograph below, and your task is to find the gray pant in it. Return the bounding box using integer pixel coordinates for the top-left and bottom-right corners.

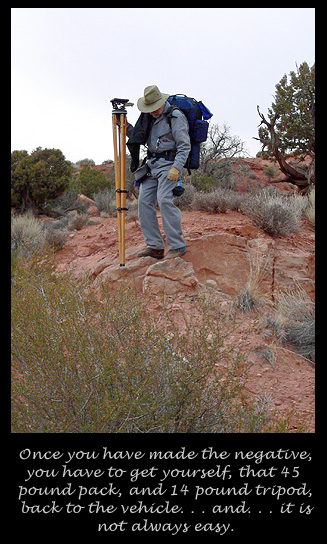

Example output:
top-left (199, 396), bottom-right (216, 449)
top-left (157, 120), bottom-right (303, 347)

top-left (138, 159), bottom-right (185, 251)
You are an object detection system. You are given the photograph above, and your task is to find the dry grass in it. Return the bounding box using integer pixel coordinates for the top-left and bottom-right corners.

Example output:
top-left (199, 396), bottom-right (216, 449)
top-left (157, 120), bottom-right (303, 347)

top-left (234, 246), bottom-right (271, 312)
top-left (266, 284), bottom-right (315, 364)
top-left (192, 188), bottom-right (244, 214)
top-left (241, 188), bottom-right (301, 237)
top-left (305, 188), bottom-right (315, 229)
top-left (11, 213), bottom-right (46, 263)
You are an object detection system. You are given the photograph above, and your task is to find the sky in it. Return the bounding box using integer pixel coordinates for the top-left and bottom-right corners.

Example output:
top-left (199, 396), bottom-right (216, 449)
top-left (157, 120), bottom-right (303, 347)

top-left (11, 8), bottom-right (315, 165)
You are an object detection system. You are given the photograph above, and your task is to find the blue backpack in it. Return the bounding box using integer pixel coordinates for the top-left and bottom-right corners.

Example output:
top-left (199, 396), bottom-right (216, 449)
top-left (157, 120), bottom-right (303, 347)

top-left (166, 94), bottom-right (213, 173)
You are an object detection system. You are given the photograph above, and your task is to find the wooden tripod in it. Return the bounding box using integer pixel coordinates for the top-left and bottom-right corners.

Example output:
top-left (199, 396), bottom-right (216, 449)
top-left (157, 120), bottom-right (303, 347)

top-left (111, 99), bottom-right (132, 267)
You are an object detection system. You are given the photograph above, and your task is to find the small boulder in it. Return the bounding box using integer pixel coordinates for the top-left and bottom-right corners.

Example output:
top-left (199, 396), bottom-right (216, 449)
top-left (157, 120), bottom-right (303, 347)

top-left (143, 257), bottom-right (199, 294)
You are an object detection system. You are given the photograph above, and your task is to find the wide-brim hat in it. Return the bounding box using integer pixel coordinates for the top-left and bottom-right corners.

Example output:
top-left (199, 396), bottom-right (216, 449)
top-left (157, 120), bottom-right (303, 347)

top-left (137, 85), bottom-right (170, 113)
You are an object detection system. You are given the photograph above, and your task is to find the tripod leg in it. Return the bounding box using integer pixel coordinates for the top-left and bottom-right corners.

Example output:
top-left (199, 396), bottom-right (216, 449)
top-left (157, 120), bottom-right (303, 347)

top-left (119, 113), bottom-right (127, 267)
top-left (112, 114), bottom-right (122, 264)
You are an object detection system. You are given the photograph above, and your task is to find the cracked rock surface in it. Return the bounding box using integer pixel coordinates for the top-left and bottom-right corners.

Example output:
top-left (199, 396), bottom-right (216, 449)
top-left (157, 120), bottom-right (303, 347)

top-left (51, 207), bottom-right (315, 431)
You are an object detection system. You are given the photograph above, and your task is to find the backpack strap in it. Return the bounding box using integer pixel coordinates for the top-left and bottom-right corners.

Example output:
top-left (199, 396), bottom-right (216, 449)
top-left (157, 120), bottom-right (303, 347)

top-left (164, 105), bottom-right (192, 174)
top-left (164, 105), bottom-right (181, 127)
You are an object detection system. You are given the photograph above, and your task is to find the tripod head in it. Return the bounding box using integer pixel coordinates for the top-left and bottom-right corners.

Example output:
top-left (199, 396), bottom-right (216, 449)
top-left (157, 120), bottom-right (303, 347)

top-left (110, 98), bottom-right (134, 114)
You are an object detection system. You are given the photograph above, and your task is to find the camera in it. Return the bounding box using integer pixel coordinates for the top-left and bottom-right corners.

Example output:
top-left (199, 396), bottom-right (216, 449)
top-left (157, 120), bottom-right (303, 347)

top-left (110, 98), bottom-right (134, 114)
top-left (172, 186), bottom-right (185, 197)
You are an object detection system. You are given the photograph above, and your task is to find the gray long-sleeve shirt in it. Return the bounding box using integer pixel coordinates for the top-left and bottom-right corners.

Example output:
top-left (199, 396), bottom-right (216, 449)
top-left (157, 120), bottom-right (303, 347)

top-left (127, 102), bottom-right (191, 173)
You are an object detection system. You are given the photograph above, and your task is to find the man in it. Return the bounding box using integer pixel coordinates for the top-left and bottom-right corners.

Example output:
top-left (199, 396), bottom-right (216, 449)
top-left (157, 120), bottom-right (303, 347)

top-left (127, 85), bottom-right (191, 259)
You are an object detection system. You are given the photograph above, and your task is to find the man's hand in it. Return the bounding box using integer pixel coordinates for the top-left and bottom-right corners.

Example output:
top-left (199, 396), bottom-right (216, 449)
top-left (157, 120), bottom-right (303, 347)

top-left (167, 166), bottom-right (180, 181)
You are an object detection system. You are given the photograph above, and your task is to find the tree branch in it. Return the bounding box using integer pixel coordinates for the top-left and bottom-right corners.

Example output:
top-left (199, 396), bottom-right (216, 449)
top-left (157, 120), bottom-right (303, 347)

top-left (256, 106), bottom-right (314, 193)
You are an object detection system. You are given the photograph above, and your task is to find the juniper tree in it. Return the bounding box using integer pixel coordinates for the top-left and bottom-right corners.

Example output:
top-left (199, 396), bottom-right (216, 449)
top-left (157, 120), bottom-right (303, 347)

top-left (255, 62), bottom-right (315, 193)
top-left (258, 62), bottom-right (315, 157)
top-left (11, 147), bottom-right (73, 213)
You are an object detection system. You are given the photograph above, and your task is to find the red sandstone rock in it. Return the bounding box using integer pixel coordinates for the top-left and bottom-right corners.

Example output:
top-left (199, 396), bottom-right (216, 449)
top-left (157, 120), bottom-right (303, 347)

top-left (49, 157), bottom-right (315, 432)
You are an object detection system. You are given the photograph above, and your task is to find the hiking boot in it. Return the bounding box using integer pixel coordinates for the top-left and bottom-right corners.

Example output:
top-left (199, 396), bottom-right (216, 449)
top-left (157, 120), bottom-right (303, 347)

top-left (137, 247), bottom-right (164, 259)
top-left (165, 247), bottom-right (187, 259)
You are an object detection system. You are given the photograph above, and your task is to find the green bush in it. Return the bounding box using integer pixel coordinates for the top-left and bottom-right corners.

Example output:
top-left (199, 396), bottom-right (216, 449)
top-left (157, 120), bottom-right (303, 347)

top-left (263, 166), bottom-right (276, 179)
top-left (189, 173), bottom-right (216, 192)
top-left (11, 264), bottom-right (290, 433)
top-left (11, 148), bottom-right (73, 212)
top-left (74, 165), bottom-right (112, 198)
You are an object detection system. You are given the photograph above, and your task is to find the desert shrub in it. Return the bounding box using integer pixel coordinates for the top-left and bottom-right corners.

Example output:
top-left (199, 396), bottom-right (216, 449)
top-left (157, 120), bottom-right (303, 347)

top-left (125, 199), bottom-right (139, 222)
top-left (44, 223), bottom-right (69, 251)
top-left (289, 189), bottom-right (315, 230)
top-left (192, 188), bottom-right (244, 214)
top-left (305, 188), bottom-right (315, 229)
top-left (47, 216), bottom-right (70, 230)
top-left (267, 285), bottom-right (315, 363)
top-left (199, 158), bottom-right (252, 191)
top-left (50, 189), bottom-right (79, 211)
top-left (189, 173), bottom-right (216, 192)
top-left (234, 249), bottom-right (270, 312)
top-left (241, 188), bottom-right (300, 237)
top-left (93, 187), bottom-right (117, 216)
top-left (11, 148), bottom-right (73, 212)
top-left (11, 264), bottom-right (289, 433)
top-left (283, 316), bottom-right (315, 361)
top-left (210, 159), bottom-right (249, 190)
top-left (191, 161), bottom-right (243, 192)
top-left (263, 166), bottom-right (276, 179)
top-left (291, 193), bottom-right (309, 216)
top-left (47, 189), bottom-right (89, 216)
top-left (11, 213), bottom-right (47, 263)
top-left (11, 213), bottom-right (70, 265)
top-left (74, 165), bottom-right (111, 198)
top-left (67, 213), bottom-right (88, 231)
top-left (174, 183), bottom-right (196, 210)
top-left (193, 190), bottom-right (228, 214)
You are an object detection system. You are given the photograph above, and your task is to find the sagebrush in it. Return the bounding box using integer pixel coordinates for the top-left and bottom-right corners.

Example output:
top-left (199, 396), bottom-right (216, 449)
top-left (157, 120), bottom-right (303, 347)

top-left (11, 264), bottom-right (290, 433)
top-left (11, 213), bottom-right (46, 263)
top-left (266, 285), bottom-right (315, 363)
top-left (241, 188), bottom-right (300, 237)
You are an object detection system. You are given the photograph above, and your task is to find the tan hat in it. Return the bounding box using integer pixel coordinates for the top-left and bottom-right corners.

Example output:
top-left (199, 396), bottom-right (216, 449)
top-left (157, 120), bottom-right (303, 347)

top-left (137, 85), bottom-right (170, 113)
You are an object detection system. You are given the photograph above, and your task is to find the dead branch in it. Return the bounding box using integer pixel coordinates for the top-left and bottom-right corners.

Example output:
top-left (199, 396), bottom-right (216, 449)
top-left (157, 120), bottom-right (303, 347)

top-left (255, 106), bottom-right (314, 194)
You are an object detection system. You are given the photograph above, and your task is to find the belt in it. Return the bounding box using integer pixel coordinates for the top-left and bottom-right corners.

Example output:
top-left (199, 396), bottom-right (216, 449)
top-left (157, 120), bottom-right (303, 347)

top-left (147, 149), bottom-right (176, 162)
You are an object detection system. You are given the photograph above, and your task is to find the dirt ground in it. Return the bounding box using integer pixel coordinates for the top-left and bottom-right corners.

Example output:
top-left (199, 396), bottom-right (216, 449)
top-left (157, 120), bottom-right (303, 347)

top-left (53, 206), bottom-right (315, 433)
